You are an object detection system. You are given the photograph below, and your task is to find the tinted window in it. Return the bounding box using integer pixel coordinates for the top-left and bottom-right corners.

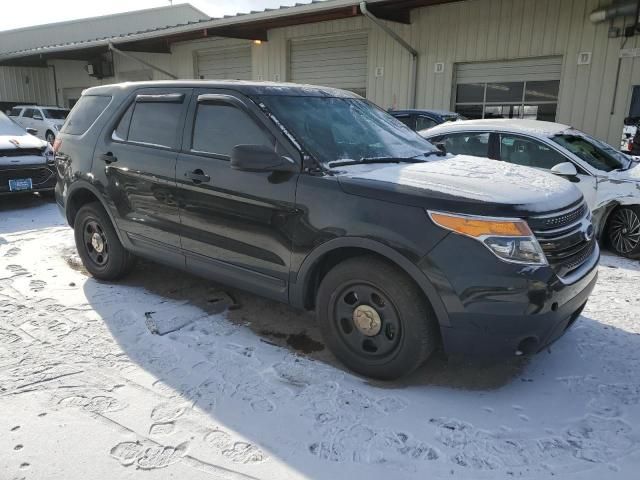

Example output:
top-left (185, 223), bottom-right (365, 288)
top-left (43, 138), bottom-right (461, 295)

top-left (128, 101), bottom-right (183, 148)
top-left (439, 132), bottom-right (490, 157)
top-left (500, 134), bottom-right (567, 169)
top-left (23, 108), bottom-right (34, 118)
top-left (8, 108), bottom-right (22, 117)
top-left (113, 103), bottom-right (134, 141)
top-left (416, 116), bottom-right (438, 131)
top-left (43, 109), bottom-right (69, 120)
top-left (394, 115), bottom-right (415, 130)
top-left (62, 95), bottom-right (111, 135)
top-left (192, 103), bottom-right (274, 156)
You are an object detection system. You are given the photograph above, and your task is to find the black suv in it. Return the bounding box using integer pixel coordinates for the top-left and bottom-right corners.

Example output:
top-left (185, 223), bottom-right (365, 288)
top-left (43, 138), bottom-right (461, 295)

top-left (54, 81), bottom-right (599, 380)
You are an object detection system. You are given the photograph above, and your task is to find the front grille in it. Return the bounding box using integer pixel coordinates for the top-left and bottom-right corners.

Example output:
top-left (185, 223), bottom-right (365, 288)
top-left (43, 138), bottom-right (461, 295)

top-left (0, 148), bottom-right (44, 157)
top-left (528, 201), bottom-right (596, 278)
top-left (0, 167), bottom-right (54, 186)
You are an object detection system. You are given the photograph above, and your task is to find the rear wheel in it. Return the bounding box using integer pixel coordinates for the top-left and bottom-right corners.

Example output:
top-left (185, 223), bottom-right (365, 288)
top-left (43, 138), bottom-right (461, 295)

top-left (607, 206), bottom-right (640, 258)
top-left (316, 256), bottom-right (439, 380)
top-left (74, 202), bottom-right (136, 280)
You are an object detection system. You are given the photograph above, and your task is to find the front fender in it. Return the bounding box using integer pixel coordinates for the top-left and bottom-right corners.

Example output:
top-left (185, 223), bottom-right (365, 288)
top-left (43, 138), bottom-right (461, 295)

top-left (290, 236), bottom-right (451, 327)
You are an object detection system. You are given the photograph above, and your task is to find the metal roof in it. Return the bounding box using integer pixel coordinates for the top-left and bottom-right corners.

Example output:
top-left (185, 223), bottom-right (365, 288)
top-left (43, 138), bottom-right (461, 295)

top-left (0, 3), bottom-right (209, 57)
top-left (0, 0), bottom-right (460, 63)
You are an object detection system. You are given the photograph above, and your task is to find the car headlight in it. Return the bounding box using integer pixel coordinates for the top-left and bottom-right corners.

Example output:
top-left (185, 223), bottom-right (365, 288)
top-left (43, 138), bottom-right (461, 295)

top-left (428, 211), bottom-right (547, 266)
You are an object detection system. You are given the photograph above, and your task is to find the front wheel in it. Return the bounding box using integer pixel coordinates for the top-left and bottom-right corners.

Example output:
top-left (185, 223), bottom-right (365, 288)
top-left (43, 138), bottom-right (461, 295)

top-left (316, 256), bottom-right (439, 380)
top-left (46, 131), bottom-right (55, 145)
top-left (607, 206), bottom-right (640, 258)
top-left (74, 202), bottom-right (136, 280)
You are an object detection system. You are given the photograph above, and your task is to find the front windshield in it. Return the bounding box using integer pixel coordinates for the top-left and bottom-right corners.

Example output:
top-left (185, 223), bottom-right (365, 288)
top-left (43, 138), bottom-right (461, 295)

top-left (0, 112), bottom-right (28, 136)
top-left (552, 132), bottom-right (631, 172)
top-left (257, 95), bottom-right (438, 166)
top-left (43, 109), bottom-right (69, 120)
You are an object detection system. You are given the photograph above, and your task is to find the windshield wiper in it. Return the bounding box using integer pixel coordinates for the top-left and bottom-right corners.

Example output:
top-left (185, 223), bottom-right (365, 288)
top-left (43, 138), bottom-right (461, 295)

top-left (328, 152), bottom-right (442, 168)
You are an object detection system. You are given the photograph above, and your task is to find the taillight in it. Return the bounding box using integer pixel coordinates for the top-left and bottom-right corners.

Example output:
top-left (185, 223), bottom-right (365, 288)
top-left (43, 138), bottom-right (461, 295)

top-left (53, 138), bottom-right (62, 154)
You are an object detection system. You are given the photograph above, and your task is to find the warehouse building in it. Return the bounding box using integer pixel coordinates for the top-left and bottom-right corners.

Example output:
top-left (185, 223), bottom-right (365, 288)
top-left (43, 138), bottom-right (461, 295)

top-left (0, 0), bottom-right (638, 147)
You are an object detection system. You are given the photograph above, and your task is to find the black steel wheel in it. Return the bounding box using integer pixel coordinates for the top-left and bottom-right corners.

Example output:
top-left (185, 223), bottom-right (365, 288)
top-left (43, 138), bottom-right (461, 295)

top-left (608, 206), bottom-right (640, 258)
top-left (317, 256), bottom-right (439, 380)
top-left (74, 202), bottom-right (136, 280)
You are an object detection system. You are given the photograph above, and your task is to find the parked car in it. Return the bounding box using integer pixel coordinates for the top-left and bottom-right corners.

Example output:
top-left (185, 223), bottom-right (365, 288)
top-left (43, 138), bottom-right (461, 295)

top-left (9, 105), bottom-right (70, 145)
top-left (422, 119), bottom-right (640, 258)
top-left (0, 112), bottom-right (55, 195)
top-left (55, 81), bottom-right (598, 380)
top-left (389, 108), bottom-right (465, 131)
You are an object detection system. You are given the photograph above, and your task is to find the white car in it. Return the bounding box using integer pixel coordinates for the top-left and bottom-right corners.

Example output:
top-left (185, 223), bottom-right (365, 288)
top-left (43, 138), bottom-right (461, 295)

top-left (423, 119), bottom-right (640, 258)
top-left (0, 112), bottom-right (55, 195)
top-left (8, 105), bottom-right (70, 145)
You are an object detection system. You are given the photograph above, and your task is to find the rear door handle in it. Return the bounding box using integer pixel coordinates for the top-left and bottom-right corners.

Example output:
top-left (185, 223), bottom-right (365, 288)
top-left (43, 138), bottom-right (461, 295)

top-left (186, 169), bottom-right (210, 184)
top-left (100, 152), bottom-right (117, 163)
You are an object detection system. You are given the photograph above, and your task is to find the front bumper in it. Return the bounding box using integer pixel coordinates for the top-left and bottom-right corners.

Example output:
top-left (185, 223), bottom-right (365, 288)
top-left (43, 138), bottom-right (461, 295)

top-left (0, 163), bottom-right (56, 195)
top-left (422, 233), bottom-right (599, 357)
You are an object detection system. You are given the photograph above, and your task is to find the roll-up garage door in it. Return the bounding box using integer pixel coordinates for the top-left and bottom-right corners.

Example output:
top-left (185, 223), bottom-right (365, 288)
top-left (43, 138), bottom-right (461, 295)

top-left (454, 56), bottom-right (563, 121)
top-left (196, 45), bottom-right (252, 80)
top-left (289, 33), bottom-right (368, 96)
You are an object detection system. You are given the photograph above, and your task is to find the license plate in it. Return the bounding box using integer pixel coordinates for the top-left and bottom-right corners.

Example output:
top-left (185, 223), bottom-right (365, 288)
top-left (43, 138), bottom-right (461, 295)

top-left (8, 178), bottom-right (33, 192)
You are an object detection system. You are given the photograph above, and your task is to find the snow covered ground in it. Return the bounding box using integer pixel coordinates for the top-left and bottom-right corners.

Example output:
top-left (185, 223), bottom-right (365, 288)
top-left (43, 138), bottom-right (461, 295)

top-left (1, 196), bottom-right (639, 480)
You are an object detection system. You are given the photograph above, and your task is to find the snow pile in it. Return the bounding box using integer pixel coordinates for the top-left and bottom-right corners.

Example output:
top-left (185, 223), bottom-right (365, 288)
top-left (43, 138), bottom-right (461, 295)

top-left (1, 199), bottom-right (639, 479)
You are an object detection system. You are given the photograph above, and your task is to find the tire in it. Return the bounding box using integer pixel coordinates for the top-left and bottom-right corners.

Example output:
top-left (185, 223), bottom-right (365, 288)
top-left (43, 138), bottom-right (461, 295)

top-left (316, 256), bottom-right (439, 380)
top-left (607, 206), bottom-right (640, 258)
top-left (73, 202), bottom-right (136, 280)
top-left (46, 131), bottom-right (55, 145)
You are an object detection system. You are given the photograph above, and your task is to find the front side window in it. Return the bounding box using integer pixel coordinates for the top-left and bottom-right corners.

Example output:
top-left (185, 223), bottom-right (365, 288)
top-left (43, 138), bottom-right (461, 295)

top-left (62, 95), bottom-right (111, 136)
top-left (22, 108), bottom-right (34, 118)
top-left (192, 103), bottom-right (274, 157)
top-left (499, 134), bottom-right (567, 169)
top-left (394, 115), bottom-right (415, 130)
top-left (128, 100), bottom-right (183, 148)
top-left (438, 132), bottom-right (490, 158)
top-left (552, 132), bottom-right (631, 172)
top-left (32, 109), bottom-right (43, 120)
top-left (256, 96), bottom-right (438, 166)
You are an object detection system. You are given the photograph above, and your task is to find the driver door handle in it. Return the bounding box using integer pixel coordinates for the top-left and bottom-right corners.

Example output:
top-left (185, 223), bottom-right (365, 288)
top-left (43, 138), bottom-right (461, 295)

top-left (186, 169), bottom-right (211, 184)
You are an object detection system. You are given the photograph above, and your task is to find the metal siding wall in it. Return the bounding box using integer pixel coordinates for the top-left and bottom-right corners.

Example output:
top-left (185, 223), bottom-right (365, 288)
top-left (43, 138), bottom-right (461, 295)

top-left (196, 45), bottom-right (252, 80)
top-left (0, 67), bottom-right (55, 105)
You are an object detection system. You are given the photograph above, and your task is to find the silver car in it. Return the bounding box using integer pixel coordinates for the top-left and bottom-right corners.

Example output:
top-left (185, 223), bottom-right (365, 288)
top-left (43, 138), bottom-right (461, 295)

top-left (423, 119), bottom-right (640, 258)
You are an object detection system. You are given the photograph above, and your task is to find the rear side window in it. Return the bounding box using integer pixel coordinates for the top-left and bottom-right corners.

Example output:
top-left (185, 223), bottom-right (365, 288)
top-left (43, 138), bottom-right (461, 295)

top-left (62, 95), bottom-right (111, 135)
top-left (439, 132), bottom-right (490, 158)
top-left (128, 101), bottom-right (183, 148)
top-left (8, 108), bottom-right (22, 117)
top-left (191, 103), bottom-right (274, 157)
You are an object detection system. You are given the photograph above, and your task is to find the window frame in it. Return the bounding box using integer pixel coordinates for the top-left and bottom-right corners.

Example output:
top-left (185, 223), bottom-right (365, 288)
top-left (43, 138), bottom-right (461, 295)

top-left (180, 89), bottom-right (301, 167)
top-left (431, 130), bottom-right (499, 159)
top-left (109, 89), bottom-right (190, 151)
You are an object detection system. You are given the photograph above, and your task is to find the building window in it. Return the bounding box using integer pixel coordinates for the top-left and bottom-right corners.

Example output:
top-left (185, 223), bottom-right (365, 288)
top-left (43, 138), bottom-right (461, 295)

top-left (455, 80), bottom-right (560, 122)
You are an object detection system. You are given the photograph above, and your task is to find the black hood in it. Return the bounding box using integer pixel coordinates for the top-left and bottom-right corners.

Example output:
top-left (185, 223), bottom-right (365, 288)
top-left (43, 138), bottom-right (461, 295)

top-left (336, 156), bottom-right (584, 217)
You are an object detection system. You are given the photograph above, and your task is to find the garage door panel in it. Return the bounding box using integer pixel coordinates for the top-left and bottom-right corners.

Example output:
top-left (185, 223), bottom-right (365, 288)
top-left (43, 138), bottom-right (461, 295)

top-left (290, 33), bottom-right (367, 94)
top-left (197, 45), bottom-right (252, 80)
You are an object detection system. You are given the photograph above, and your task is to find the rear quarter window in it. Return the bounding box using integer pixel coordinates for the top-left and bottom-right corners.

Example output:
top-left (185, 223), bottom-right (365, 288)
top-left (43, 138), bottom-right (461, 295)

top-left (61, 95), bottom-right (112, 135)
top-left (8, 108), bottom-right (22, 117)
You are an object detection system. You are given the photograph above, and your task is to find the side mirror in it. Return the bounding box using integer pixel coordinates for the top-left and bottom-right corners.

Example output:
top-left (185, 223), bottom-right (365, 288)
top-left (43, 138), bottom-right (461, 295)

top-left (551, 162), bottom-right (578, 177)
top-left (26, 128), bottom-right (38, 136)
top-left (33, 115), bottom-right (43, 121)
top-left (231, 144), bottom-right (298, 172)
top-left (434, 142), bottom-right (447, 154)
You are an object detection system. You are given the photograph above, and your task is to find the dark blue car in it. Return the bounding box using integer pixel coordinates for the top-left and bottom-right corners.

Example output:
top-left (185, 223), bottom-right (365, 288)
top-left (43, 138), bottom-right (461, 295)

top-left (389, 109), bottom-right (465, 132)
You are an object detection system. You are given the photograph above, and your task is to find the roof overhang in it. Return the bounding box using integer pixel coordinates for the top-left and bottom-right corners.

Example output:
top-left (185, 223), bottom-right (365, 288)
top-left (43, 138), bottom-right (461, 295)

top-left (0, 0), bottom-right (463, 66)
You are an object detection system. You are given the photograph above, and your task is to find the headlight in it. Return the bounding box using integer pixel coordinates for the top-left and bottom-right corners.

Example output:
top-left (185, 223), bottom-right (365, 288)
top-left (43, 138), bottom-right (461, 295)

top-left (428, 211), bottom-right (547, 266)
